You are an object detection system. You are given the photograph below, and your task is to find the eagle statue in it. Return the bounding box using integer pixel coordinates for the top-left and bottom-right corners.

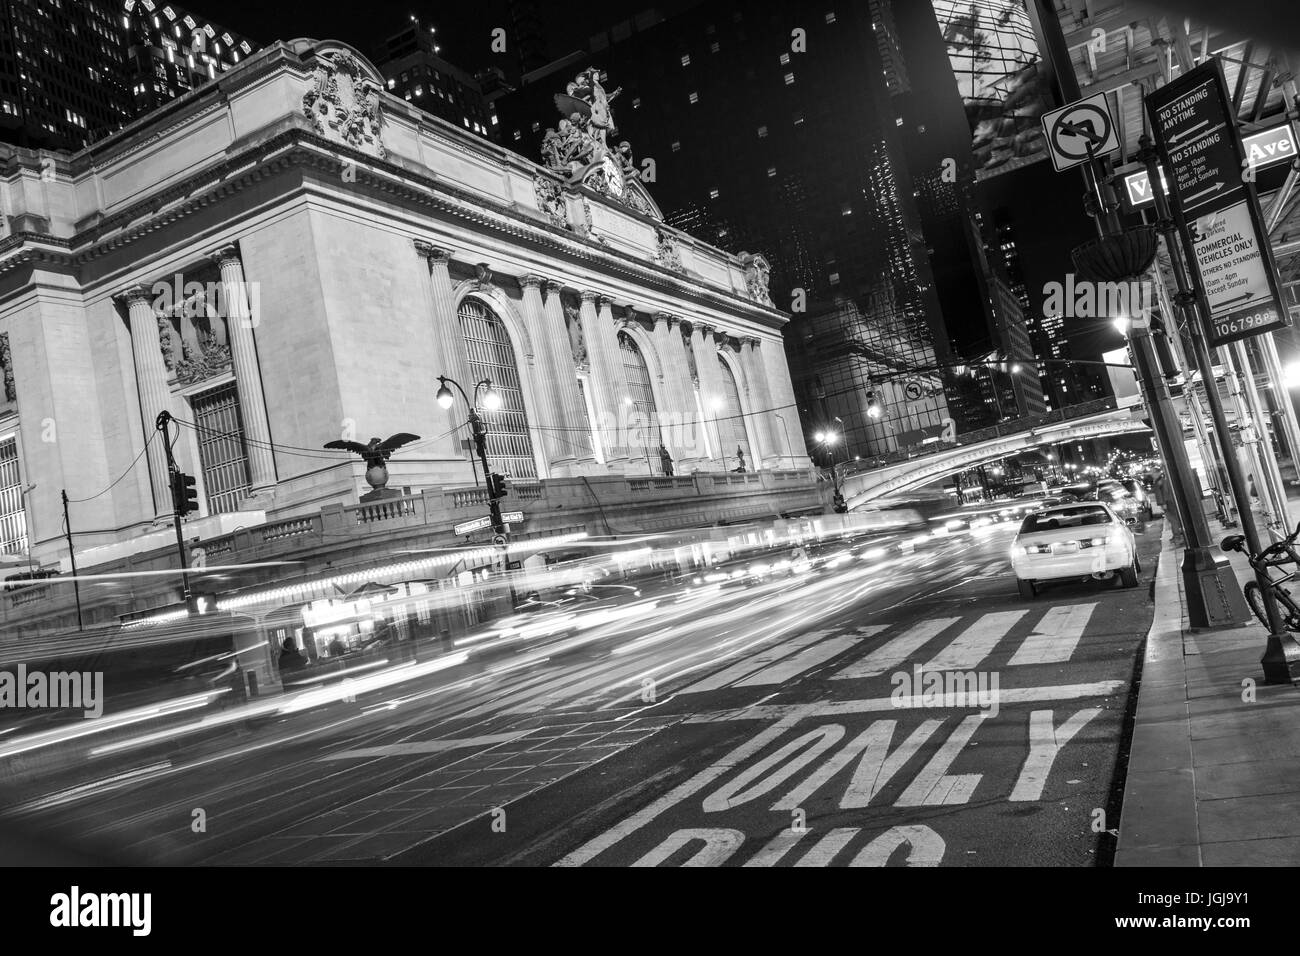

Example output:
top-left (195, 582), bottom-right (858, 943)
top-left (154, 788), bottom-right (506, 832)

top-left (323, 433), bottom-right (420, 493)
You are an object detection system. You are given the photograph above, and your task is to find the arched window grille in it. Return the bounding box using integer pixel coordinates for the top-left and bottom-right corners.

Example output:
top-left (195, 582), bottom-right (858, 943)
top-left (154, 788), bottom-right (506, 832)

top-left (458, 298), bottom-right (538, 481)
top-left (716, 355), bottom-right (752, 471)
top-left (619, 331), bottom-right (663, 475)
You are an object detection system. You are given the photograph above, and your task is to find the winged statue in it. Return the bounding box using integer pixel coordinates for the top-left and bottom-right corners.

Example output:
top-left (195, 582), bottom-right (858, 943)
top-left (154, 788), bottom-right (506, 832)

top-left (324, 433), bottom-right (420, 494)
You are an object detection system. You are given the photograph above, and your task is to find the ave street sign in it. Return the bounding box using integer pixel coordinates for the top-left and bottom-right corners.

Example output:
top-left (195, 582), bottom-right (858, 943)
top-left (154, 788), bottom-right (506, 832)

top-left (453, 516), bottom-right (492, 535)
top-left (1041, 92), bottom-right (1120, 172)
top-left (1122, 120), bottom-right (1299, 208)
top-left (1146, 58), bottom-right (1289, 347)
top-left (501, 511), bottom-right (524, 524)
top-left (1128, 122), bottom-right (1298, 206)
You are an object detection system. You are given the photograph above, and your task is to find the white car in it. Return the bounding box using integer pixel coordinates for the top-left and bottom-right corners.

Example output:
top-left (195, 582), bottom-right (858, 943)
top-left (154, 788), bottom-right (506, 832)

top-left (1011, 502), bottom-right (1140, 599)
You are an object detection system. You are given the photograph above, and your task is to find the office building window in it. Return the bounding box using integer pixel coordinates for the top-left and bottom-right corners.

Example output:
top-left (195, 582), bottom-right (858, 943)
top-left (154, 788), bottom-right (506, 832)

top-left (0, 437), bottom-right (27, 557)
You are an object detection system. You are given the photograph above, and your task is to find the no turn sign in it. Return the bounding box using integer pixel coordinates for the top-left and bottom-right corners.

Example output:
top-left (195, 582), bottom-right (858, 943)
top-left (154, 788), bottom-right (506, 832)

top-left (1041, 92), bottom-right (1120, 172)
top-left (903, 380), bottom-right (924, 402)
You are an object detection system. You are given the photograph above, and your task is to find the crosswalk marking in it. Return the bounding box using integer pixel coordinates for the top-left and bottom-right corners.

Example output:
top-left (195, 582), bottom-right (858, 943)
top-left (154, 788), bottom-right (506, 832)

top-left (793, 828), bottom-right (858, 866)
top-left (925, 610), bottom-right (1026, 671)
top-left (319, 732), bottom-right (531, 761)
top-left (833, 619), bottom-right (960, 680)
top-left (680, 630), bottom-right (834, 693)
top-left (1008, 603), bottom-right (1097, 666)
top-left (735, 635), bottom-right (860, 686)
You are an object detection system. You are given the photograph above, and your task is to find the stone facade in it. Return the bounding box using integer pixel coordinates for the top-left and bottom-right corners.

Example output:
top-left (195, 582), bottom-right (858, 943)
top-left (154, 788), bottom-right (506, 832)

top-left (0, 38), bottom-right (813, 627)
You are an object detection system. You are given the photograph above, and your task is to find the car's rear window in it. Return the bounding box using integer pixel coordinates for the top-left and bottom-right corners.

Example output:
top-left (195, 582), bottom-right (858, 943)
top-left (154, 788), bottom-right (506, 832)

top-left (1018, 506), bottom-right (1113, 534)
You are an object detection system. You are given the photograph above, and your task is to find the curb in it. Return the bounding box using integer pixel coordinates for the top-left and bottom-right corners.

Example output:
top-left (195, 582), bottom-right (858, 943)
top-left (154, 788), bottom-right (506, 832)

top-left (1113, 523), bottom-right (1203, 866)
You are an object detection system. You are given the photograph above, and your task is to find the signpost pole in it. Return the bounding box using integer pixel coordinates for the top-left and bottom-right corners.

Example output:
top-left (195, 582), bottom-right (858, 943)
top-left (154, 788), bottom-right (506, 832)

top-left (1140, 124), bottom-right (1300, 678)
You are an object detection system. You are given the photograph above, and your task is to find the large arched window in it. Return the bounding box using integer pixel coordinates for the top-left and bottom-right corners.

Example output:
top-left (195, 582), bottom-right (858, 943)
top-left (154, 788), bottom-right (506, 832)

top-left (458, 298), bottom-right (537, 480)
top-left (619, 331), bottom-right (663, 474)
top-left (716, 355), bottom-right (752, 471)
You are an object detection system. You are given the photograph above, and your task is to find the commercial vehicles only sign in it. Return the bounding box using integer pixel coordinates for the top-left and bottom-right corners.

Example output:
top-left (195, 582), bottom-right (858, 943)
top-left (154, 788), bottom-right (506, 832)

top-left (1146, 58), bottom-right (1289, 347)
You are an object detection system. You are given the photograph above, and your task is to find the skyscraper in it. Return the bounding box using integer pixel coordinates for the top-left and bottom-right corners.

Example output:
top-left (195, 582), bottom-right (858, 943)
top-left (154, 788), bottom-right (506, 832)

top-left (495, 1), bottom-right (963, 458)
top-left (374, 17), bottom-right (501, 142)
top-left (0, 0), bottom-right (130, 148)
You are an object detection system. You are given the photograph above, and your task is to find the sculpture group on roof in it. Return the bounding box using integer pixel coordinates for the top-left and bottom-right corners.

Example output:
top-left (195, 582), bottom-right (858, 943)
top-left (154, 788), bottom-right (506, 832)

top-left (540, 67), bottom-right (651, 215)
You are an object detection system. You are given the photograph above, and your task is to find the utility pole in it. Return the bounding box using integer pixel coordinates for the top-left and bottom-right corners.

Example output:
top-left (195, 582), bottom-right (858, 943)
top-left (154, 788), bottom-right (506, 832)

top-left (155, 411), bottom-right (194, 609)
top-left (60, 489), bottom-right (83, 631)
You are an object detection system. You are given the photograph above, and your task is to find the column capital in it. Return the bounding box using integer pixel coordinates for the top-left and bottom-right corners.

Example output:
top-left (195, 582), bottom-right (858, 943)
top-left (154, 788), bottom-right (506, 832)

top-left (698, 323), bottom-right (718, 339)
top-left (519, 274), bottom-right (546, 291)
top-left (597, 294), bottom-right (614, 310)
top-left (652, 311), bottom-right (673, 327)
top-left (413, 240), bottom-right (452, 265)
top-left (743, 335), bottom-right (762, 349)
top-left (118, 284), bottom-right (156, 309)
top-left (579, 289), bottom-right (600, 304)
top-left (209, 243), bottom-right (242, 269)
top-left (544, 279), bottom-right (565, 296)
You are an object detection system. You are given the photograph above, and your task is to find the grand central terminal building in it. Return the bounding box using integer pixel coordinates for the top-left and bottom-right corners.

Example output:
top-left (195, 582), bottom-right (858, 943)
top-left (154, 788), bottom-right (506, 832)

top-left (0, 39), bottom-right (824, 638)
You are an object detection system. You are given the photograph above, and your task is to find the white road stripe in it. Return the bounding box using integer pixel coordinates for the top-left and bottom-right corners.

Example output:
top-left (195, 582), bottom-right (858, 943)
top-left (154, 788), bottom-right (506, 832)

top-left (679, 630), bottom-right (835, 693)
top-left (833, 619), bottom-right (959, 680)
top-left (319, 731), bottom-right (531, 760)
top-left (979, 560), bottom-right (1004, 575)
top-left (686, 680), bottom-right (1126, 723)
top-left (1008, 603), bottom-right (1097, 666)
top-left (925, 610), bottom-right (1026, 671)
top-left (735, 635), bottom-right (860, 686)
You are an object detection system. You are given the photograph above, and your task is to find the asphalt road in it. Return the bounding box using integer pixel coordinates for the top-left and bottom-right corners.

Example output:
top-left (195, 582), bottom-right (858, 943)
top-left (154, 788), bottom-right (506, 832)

top-left (0, 516), bottom-right (1163, 867)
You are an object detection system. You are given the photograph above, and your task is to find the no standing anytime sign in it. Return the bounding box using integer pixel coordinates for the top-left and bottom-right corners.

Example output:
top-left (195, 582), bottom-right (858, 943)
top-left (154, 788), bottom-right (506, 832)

top-left (1145, 57), bottom-right (1289, 347)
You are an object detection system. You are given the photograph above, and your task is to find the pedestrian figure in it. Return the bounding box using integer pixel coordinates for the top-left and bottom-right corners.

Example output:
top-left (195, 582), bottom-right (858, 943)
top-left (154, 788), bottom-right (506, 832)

top-left (658, 443), bottom-right (674, 476)
top-left (279, 638), bottom-right (307, 673)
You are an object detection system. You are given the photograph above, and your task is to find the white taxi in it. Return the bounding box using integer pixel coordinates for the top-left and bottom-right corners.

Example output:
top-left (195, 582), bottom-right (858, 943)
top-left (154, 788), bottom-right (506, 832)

top-left (1011, 502), bottom-right (1140, 599)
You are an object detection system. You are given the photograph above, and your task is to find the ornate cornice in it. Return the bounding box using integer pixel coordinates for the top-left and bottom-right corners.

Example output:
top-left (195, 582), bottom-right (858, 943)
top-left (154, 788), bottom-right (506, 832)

top-left (7, 127), bottom-right (785, 328)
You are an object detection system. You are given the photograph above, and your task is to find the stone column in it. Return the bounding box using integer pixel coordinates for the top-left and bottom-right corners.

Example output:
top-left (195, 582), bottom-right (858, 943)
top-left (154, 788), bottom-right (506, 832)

top-left (690, 322), bottom-right (728, 468)
top-left (121, 285), bottom-right (177, 520)
top-left (742, 336), bottom-right (781, 469)
top-left (581, 291), bottom-right (630, 468)
top-left (415, 242), bottom-right (475, 456)
top-left (651, 313), bottom-right (698, 469)
top-left (543, 281), bottom-right (596, 470)
top-left (211, 244), bottom-right (277, 494)
top-left (518, 275), bottom-right (571, 475)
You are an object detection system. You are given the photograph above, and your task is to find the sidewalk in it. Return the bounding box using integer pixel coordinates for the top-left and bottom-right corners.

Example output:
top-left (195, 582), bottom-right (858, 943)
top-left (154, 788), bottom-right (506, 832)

top-left (1115, 513), bottom-right (1300, 866)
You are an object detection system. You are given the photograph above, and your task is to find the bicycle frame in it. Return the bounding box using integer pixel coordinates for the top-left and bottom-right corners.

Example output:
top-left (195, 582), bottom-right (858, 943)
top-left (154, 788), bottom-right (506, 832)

top-left (1240, 523), bottom-right (1300, 627)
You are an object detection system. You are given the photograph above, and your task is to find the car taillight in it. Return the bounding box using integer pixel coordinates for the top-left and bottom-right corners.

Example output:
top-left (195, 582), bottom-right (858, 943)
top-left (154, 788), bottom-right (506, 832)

top-left (1080, 536), bottom-right (1109, 548)
top-left (1025, 544), bottom-right (1051, 555)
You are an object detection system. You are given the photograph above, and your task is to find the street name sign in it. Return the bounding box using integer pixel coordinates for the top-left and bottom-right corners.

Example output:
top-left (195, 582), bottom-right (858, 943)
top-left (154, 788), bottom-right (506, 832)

top-left (453, 516), bottom-right (492, 535)
top-left (1146, 58), bottom-right (1289, 347)
top-left (1123, 120), bottom-right (1298, 209)
top-left (501, 511), bottom-right (524, 524)
top-left (1041, 92), bottom-right (1120, 172)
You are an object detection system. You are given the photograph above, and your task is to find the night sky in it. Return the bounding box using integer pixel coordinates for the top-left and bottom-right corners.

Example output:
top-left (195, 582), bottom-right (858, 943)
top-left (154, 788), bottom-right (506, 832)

top-left (188, 0), bottom-right (692, 70)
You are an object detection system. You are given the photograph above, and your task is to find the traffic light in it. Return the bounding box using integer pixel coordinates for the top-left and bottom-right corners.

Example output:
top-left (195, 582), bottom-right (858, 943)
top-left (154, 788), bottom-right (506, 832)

top-left (171, 471), bottom-right (199, 515)
top-left (485, 472), bottom-right (508, 500)
top-left (833, 493), bottom-right (848, 514)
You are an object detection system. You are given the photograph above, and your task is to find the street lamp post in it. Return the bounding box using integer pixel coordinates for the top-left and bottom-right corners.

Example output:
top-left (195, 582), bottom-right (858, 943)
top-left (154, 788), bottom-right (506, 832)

top-left (814, 429), bottom-right (847, 512)
top-left (437, 375), bottom-right (507, 536)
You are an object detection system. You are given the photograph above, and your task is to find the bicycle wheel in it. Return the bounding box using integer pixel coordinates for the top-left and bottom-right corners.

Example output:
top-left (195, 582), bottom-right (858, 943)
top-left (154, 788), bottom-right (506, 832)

top-left (1245, 582), bottom-right (1271, 630)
